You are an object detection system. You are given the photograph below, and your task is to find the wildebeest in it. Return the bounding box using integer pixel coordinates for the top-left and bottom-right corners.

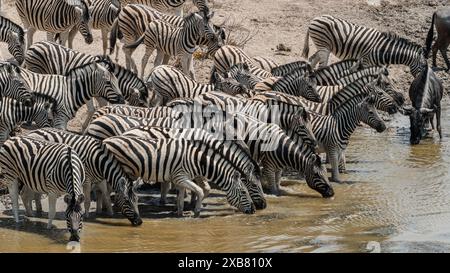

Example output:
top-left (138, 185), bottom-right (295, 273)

top-left (425, 7), bottom-right (450, 71)
top-left (402, 65), bottom-right (443, 145)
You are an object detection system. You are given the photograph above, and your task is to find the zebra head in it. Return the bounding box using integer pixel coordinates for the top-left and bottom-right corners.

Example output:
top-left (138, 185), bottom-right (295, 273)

top-left (288, 107), bottom-right (317, 150)
top-left (30, 100), bottom-right (54, 128)
top-left (94, 62), bottom-right (125, 104)
top-left (374, 70), bottom-right (405, 107)
top-left (358, 95), bottom-right (387, 133)
top-left (71, 0), bottom-right (93, 44)
top-left (304, 153), bottom-right (334, 198)
top-left (227, 171), bottom-right (256, 214)
top-left (6, 30), bottom-right (25, 65)
top-left (65, 194), bottom-right (84, 242)
top-left (290, 73), bottom-right (321, 103)
top-left (202, 24), bottom-right (225, 58)
top-left (400, 105), bottom-right (435, 145)
top-left (226, 63), bottom-right (260, 89)
top-left (114, 177), bottom-right (143, 226)
top-left (367, 82), bottom-right (398, 114)
top-left (0, 63), bottom-right (34, 106)
top-left (213, 72), bottom-right (248, 96)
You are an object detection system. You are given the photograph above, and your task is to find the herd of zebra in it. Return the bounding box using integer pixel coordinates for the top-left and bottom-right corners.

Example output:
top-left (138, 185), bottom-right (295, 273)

top-left (0, 0), bottom-right (445, 243)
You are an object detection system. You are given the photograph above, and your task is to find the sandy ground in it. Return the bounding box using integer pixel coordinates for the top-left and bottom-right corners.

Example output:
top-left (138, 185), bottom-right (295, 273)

top-left (0, 0), bottom-right (450, 219)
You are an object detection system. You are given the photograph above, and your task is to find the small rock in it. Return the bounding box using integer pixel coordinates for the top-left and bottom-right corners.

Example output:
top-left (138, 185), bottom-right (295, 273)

top-left (276, 43), bottom-right (291, 52)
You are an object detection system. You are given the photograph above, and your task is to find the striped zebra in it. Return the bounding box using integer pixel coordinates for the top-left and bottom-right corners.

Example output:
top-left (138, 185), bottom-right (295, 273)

top-left (24, 42), bottom-right (148, 107)
top-left (25, 128), bottom-right (142, 225)
top-left (147, 65), bottom-right (247, 106)
top-left (121, 126), bottom-right (266, 211)
top-left (87, 0), bottom-right (121, 55)
top-left (0, 62), bottom-right (34, 106)
top-left (120, 0), bottom-right (209, 17)
top-left (217, 63), bottom-right (261, 91)
top-left (0, 15), bottom-right (25, 65)
top-left (212, 45), bottom-right (273, 80)
top-left (125, 12), bottom-right (215, 79)
top-left (271, 60), bottom-right (312, 77)
top-left (302, 15), bottom-right (427, 76)
top-left (88, 104), bottom-right (178, 125)
top-left (0, 136), bottom-right (85, 241)
top-left (269, 70), bottom-right (321, 102)
top-left (19, 61), bottom-right (124, 129)
top-left (109, 4), bottom-right (219, 71)
top-left (86, 114), bottom-right (179, 140)
top-left (205, 112), bottom-right (332, 197)
top-left (252, 56), bottom-right (278, 73)
top-left (168, 91), bottom-right (318, 150)
top-left (0, 96), bottom-right (53, 146)
top-left (310, 95), bottom-right (386, 183)
top-left (15, 0), bottom-right (93, 49)
top-left (103, 136), bottom-right (256, 216)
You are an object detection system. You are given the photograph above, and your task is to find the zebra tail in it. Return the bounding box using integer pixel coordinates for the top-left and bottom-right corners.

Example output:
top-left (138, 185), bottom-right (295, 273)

top-left (302, 29), bottom-right (310, 59)
top-left (124, 34), bottom-right (145, 49)
top-left (424, 12), bottom-right (436, 59)
top-left (109, 18), bottom-right (120, 55)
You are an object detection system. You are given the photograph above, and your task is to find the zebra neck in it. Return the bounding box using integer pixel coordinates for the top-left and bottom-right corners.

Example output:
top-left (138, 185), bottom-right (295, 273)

top-left (45, 1), bottom-right (77, 31)
top-left (68, 75), bottom-right (96, 114)
top-left (333, 106), bottom-right (361, 142)
top-left (180, 26), bottom-right (200, 53)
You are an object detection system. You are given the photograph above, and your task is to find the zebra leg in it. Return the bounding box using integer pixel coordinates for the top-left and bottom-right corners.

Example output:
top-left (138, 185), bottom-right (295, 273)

top-left (47, 193), bottom-right (57, 229)
top-left (7, 181), bottom-right (20, 223)
top-left (81, 100), bottom-right (97, 134)
top-left (141, 47), bottom-right (155, 79)
top-left (97, 180), bottom-right (113, 216)
top-left (189, 177), bottom-right (210, 209)
top-left (173, 176), bottom-right (204, 217)
top-left (83, 180), bottom-right (92, 218)
top-left (67, 27), bottom-right (79, 49)
top-left (328, 148), bottom-right (342, 183)
top-left (154, 50), bottom-right (165, 67)
top-left (20, 186), bottom-right (34, 217)
top-left (34, 193), bottom-right (42, 216)
top-left (101, 28), bottom-right (109, 56)
top-left (25, 27), bottom-right (36, 50)
top-left (262, 167), bottom-right (279, 195)
top-left (181, 54), bottom-right (196, 80)
top-left (160, 182), bottom-right (171, 205)
top-left (176, 186), bottom-right (186, 217)
top-left (124, 47), bottom-right (138, 73)
top-left (312, 49), bottom-right (331, 68)
top-left (338, 150), bottom-right (347, 173)
top-left (162, 54), bottom-right (171, 65)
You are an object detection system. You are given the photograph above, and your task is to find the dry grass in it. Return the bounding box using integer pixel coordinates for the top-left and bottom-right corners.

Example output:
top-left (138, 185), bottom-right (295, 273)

top-left (220, 16), bottom-right (259, 48)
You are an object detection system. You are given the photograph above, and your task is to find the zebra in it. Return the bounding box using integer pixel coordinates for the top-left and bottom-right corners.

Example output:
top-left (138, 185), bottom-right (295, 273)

top-left (310, 95), bottom-right (386, 183)
top-left (0, 136), bottom-right (86, 242)
top-left (24, 42), bottom-right (149, 107)
top-left (120, 0), bottom-right (209, 17)
top-left (302, 15), bottom-right (427, 76)
top-left (200, 112), bottom-right (332, 197)
top-left (0, 15), bottom-right (25, 65)
top-left (0, 62), bottom-right (34, 106)
top-left (269, 70), bottom-right (321, 102)
top-left (147, 65), bottom-right (247, 106)
top-left (86, 113), bottom-right (180, 140)
top-left (25, 128), bottom-right (143, 225)
top-left (18, 61), bottom-right (124, 129)
top-left (87, 104), bottom-right (179, 126)
top-left (212, 45), bottom-right (273, 80)
top-left (124, 11), bottom-right (215, 79)
top-left (214, 63), bottom-right (262, 91)
top-left (121, 126), bottom-right (266, 211)
top-left (15, 0), bottom-right (93, 49)
top-left (109, 3), bottom-right (219, 71)
top-left (103, 136), bottom-right (256, 216)
top-left (168, 91), bottom-right (318, 151)
top-left (0, 96), bottom-right (53, 146)
top-left (86, 0), bottom-right (121, 55)
top-left (252, 56), bottom-right (278, 73)
top-left (271, 60), bottom-right (312, 77)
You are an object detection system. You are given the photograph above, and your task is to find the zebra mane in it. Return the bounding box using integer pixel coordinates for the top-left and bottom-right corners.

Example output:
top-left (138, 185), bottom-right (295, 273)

top-left (0, 16), bottom-right (25, 44)
top-left (380, 31), bottom-right (423, 53)
top-left (328, 75), bottom-right (378, 111)
top-left (330, 93), bottom-right (370, 115)
top-left (65, 60), bottom-right (105, 76)
top-left (32, 93), bottom-right (58, 113)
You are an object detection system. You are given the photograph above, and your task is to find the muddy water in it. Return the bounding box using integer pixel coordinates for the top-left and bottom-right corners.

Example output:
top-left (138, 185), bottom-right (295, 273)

top-left (1, 98), bottom-right (450, 253)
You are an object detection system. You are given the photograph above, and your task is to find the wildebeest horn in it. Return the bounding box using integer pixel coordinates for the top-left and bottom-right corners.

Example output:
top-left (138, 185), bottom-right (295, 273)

top-left (420, 107), bottom-right (434, 114)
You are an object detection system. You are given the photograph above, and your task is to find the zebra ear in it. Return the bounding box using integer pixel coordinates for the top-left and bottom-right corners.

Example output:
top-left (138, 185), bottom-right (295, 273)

top-left (64, 195), bottom-right (71, 204)
top-left (77, 194), bottom-right (85, 204)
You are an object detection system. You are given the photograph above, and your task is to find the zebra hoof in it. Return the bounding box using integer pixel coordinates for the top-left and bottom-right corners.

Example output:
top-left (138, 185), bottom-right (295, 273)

top-left (194, 211), bottom-right (201, 218)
